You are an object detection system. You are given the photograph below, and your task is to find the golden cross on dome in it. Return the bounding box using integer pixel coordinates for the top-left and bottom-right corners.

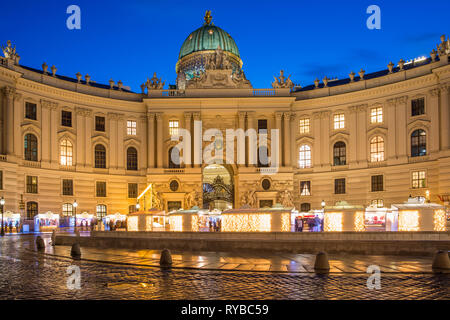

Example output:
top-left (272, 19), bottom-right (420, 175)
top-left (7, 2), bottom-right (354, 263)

top-left (204, 10), bottom-right (212, 25)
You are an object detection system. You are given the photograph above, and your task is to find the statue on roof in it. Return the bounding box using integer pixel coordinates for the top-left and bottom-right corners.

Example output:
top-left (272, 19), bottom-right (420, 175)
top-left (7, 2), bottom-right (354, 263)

top-left (145, 72), bottom-right (165, 90)
top-left (272, 70), bottom-right (294, 89)
top-left (204, 10), bottom-right (212, 25)
top-left (437, 34), bottom-right (450, 56)
top-left (1, 40), bottom-right (20, 62)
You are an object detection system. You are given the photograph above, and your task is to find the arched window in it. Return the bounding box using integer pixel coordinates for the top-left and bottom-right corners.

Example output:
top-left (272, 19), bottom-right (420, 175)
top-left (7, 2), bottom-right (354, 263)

top-left (60, 139), bottom-right (73, 166)
top-left (298, 145), bottom-right (311, 168)
top-left (257, 146), bottom-right (269, 167)
top-left (94, 144), bottom-right (106, 168)
top-left (24, 133), bottom-right (38, 161)
top-left (168, 146), bottom-right (180, 168)
top-left (26, 201), bottom-right (38, 219)
top-left (411, 129), bottom-right (426, 157)
top-left (300, 203), bottom-right (311, 212)
top-left (370, 136), bottom-right (385, 162)
top-left (333, 141), bottom-right (346, 166)
top-left (62, 203), bottom-right (74, 216)
top-left (96, 204), bottom-right (107, 219)
top-left (127, 147), bottom-right (138, 170)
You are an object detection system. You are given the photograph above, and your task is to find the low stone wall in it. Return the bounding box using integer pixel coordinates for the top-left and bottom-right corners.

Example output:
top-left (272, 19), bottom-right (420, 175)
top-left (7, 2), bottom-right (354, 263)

top-left (55, 231), bottom-right (450, 256)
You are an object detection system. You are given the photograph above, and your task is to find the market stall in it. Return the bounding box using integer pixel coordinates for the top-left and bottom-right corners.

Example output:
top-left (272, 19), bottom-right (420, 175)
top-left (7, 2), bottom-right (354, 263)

top-left (103, 212), bottom-right (127, 230)
top-left (75, 212), bottom-right (95, 229)
top-left (323, 201), bottom-right (365, 232)
top-left (34, 211), bottom-right (59, 232)
top-left (364, 206), bottom-right (388, 231)
top-left (168, 206), bottom-right (201, 232)
top-left (221, 204), bottom-right (292, 232)
top-left (1, 211), bottom-right (21, 233)
top-left (198, 209), bottom-right (222, 232)
top-left (391, 197), bottom-right (447, 232)
top-left (127, 208), bottom-right (167, 232)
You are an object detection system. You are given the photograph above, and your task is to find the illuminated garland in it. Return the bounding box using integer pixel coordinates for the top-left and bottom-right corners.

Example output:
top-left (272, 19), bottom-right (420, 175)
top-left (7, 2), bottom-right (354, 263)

top-left (169, 216), bottom-right (183, 232)
top-left (222, 214), bottom-right (272, 232)
top-left (127, 216), bottom-right (138, 231)
top-left (145, 216), bottom-right (153, 231)
top-left (354, 211), bottom-right (365, 232)
top-left (398, 210), bottom-right (419, 231)
top-left (191, 215), bottom-right (199, 232)
top-left (433, 209), bottom-right (446, 231)
top-left (281, 213), bottom-right (291, 232)
top-left (324, 212), bottom-right (343, 232)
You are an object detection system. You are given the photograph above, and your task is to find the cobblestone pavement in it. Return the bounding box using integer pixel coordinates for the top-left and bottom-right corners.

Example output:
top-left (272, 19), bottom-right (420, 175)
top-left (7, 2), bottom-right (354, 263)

top-left (0, 234), bottom-right (448, 300)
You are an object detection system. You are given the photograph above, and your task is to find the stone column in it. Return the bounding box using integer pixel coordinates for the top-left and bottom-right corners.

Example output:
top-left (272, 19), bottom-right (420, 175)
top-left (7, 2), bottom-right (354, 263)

top-left (395, 97), bottom-right (408, 160)
top-left (147, 112), bottom-right (155, 168)
top-left (386, 98), bottom-right (397, 161)
top-left (237, 111), bottom-right (246, 167)
top-left (275, 112), bottom-right (283, 167)
top-left (356, 105), bottom-right (367, 163)
top-left (290, 112), bottom-right (297, 167)
top-left (108, 113), bottom-right (118, 169)
top-left (41, 101), bottom-right (52, 164)
top-left (3, 87), bottom-right (15, 156)
top-left (428, 89), bottom-right (440, 154)
top-left (75, 107), bottom-right (86, 167)
top-left (283, 112), bottom-right (291, 167)
top-left (193, 112), bottom-right (202, 167)
top-left (50, 103), bottom-right (59, 166)
top-left (117, 114), bottom-right (125, 169)
top-left (156, 113), bottom-right (163, 168)
top-left (440, 85), bottom-right (450, 150)
top-left (184, 112), bottom-right (192, 167)
top-left (13, 93), bottom-right (22, 160)
top-left (84, 110), bottom-right (93, 167)
top-left (247, 111), bottom-right (256, 166)
top-left (348, 106), bottom-right (358, 165)
top-left (139, 115), bottom-right (148, 170)
top-left (312, 112), bottom-right (321, 167)
top-left (320, 111), bottom-right (331, 166)
top-left (0, 90), bottom-right (4, 154)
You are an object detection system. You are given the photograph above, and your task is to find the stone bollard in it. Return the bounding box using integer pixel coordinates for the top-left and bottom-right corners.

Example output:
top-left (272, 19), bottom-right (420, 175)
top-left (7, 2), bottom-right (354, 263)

top-left (51, 230), bottom-right (56, 246)
top-left (36, 236), bottom-right (45, 251)
top-left (159, 249), bottom-right (173, 267)
top-left (314, 252), bottom-right (330, 274)
top-left (432, 250), bottom-right (450, 272)
top-left (71, 243), bottom-right (81, 258)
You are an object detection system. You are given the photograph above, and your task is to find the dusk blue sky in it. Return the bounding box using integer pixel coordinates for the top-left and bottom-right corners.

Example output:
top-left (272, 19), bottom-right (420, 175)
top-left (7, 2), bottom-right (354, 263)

top-left (1, 0), bottom-right (449, 91)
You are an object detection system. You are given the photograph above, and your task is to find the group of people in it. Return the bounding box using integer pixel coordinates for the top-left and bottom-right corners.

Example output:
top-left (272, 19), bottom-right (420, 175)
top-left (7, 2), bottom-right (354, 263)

top-left (208, 219), bottom-right (221, 232)
top-left (1, 221), bottom-right (20, 233)
top-left (107, 219), bottom-right (125, 231)
top-left (294, 215), bottom-right (323, 232)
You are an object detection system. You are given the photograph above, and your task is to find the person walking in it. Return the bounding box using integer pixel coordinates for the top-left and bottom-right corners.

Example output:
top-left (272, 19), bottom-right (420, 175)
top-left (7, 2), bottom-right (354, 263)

top-left (298, 217), bottom-right (304, 232)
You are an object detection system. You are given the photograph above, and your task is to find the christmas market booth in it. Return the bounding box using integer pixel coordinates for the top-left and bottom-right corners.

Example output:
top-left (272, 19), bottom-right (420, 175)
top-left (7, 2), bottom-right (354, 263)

top-left (34, 211), bottom-right (59, 232)
top-left (168, 206), bottom-right (201, 232)
top-left (127, 208), bottom-right (167, 232)
top-left (323, 201), bottom-right (365, 232)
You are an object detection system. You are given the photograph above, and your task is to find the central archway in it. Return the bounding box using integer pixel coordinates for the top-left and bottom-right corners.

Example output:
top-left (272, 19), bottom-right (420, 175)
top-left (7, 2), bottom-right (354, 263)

top-left (202, 164), bottom-right (234, 210)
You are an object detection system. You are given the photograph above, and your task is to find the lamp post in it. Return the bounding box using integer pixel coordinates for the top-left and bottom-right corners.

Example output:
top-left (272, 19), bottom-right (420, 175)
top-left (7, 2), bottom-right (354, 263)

top-left (425, 190), bottom-right (431, 203)
top-left (0, 197), bottom-right (5, 236)
top-left (73, 200), bottom-right (78, 233)
top-left (136, 203), bottom-right (140, 212)
top-left (321, 200), bottom-right (326, 209)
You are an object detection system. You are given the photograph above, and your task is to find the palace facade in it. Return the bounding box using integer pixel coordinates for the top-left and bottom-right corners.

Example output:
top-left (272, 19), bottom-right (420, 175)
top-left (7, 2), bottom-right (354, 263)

top-left (0, 13), bottom-right (449, 220)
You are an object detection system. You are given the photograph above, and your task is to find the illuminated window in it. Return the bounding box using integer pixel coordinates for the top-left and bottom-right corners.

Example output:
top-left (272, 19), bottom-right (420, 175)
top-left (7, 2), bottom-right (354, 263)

top-left (370, 107), bottom-right (383, 123)
top-left (169, 120), bottom-right (179, 136)
top-left (26, 202), bottom-right (38, 219)
top-left (370, 136), bottom-right (385, 162)
top-left (60, 139), bottom-right (73, 166)
top-left (127, 120), bottom-right (136, 135)
top-left (62, 203), bottom-right (74, 216)
top-left (299, 118), bottom-right (310, 134)
top-left (333, 141), bottom-right (346, 166)
top-left (371, 199), bottom-right (384, 208)
top-left (298, 145), bottom-right (312, 168)
top-left (412, 170), bottom-right (426, 189)
top-left (96, 204), bottom-right (107, 219)
top-left (300, 181), bottom-right (311, 196)
top-left (411, 129), bottom-right (426, 157)
top-left (334, 113), bottom-right (345, 130)
top-left (26, 176), bottom-right (38, 194)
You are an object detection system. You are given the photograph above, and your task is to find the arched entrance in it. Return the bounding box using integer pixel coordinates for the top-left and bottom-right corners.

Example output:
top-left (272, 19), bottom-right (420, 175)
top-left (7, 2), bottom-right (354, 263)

top-left (202, 164), bottom-right (234, 210)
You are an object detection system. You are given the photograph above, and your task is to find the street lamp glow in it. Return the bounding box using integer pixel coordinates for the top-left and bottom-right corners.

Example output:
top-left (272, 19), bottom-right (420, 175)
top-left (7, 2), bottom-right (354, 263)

top-left (0, 197), bottom-right (5, 206)
top-left (136, 203), bottom-right (140, 210)
top-left (73, 200), bottom-right (78, 208)
top-left (321, 200), bottom-right (326, 208)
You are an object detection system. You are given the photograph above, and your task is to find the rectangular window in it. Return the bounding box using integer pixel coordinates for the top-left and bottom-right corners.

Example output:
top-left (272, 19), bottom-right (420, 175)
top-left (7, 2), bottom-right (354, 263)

top-left (96, 181), bottom-right (106, 197)
top-left (169, 120), bottom-right (179, 136)
top-left (334, 113), bottom-right (345, 129)
top-left (0, 171), bottom-right (2, 190)
top-left (95, 116), bottom-right (105, 132)
top-left (299, 118), bottom-right (310, 134)
top-left (128, 205), bottom-right (137, 214)
top-left (412, 170), bottom-right (426, 189)
top-left (127, 120), bottom-right (137, 135)
top-left (26, 176), bottom-right (38, 194)
top-left (334, 178), bottom-right (346, 194)
top-left (62, 179), bottom-right (73, 196)
top-left (300, 181), bottom-right (311, 196)
top-left (371, 175), bottom-right (384, 192)
top-left (128, 183), bottom-right (138, 198)
top-left (371, 199), bottom-right (384, 208)
top-left (258, 119), bottom-right (268, 133)
top-left (167, 201), bottom-right (182, 212)
top-left (61, 110), bottom-right (72, 127)
top-left (25, 102), bottom-right (37, 120)
top-left (411, 98), bottom-right (425, 116)
top-left (370, 107), bottom-right (383, 123)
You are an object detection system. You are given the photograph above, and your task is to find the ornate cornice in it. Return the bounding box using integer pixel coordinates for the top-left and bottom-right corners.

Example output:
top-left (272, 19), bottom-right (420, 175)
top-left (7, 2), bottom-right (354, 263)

top-left (147, 112), bottom-right (155, 120)
top-left (429, 88), bottom-right (440, 97)
top-left (155, 112), bottom-right (163, 121)
top-left (41, 99), bottom-right (58, 110)
top-left (2, 86), bottom-right (15, 99)
top-left (184, 112), bottom-right (192, 121)
top-left (275, 111), bottom-right (283, 120)
top-left (193, 112), bottom-right (201, 120)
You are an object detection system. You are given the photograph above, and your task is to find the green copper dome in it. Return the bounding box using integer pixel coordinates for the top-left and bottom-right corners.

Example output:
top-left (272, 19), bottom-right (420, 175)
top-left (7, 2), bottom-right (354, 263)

top-left (178, 24), bottom-right (240, 60)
